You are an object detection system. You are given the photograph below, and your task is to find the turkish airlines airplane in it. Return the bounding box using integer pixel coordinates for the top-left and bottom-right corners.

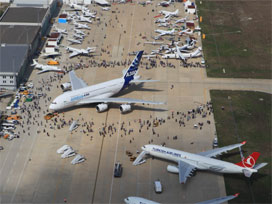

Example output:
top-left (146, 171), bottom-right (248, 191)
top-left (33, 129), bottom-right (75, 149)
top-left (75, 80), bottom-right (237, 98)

top-left (125, 193), bottom-right (239, 204)
top-left (133, 142), bottom-right (267, 184)
top-left (49, 51), bottom-right (165, 113)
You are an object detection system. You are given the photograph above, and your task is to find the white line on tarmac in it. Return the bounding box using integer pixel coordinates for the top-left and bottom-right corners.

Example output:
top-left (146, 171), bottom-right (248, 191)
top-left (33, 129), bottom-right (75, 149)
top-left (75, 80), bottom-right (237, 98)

top-left (108, 114), bottom-right (121, 204)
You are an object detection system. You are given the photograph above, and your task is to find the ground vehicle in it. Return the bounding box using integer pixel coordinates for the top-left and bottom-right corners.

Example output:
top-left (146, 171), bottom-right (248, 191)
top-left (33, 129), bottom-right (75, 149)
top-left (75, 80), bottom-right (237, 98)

top-left (213, 138), bottom-right (218, 148)
top-left (6, 115), bottom-right (21, 120)
top-left (114, 162), bottom-right (123, 177)
top-left (47, 60), bottom-right (59, 65)
top-left (154, 180), bottom-right (162, 193)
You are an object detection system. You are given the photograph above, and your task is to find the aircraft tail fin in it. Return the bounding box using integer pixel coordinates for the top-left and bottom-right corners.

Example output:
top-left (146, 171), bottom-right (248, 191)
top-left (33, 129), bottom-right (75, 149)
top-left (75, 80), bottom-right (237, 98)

top-left (122, 50), bottom-right (144, 86)
top-left (235, 152), bottom-right (260, 168)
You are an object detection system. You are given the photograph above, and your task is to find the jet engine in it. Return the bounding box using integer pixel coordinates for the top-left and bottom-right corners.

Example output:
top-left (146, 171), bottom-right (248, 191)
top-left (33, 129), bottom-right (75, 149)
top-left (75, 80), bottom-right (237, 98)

top-left (60, 82), bottom-right (71, 91)
top-left (120, 104), bottom-right (131, 113)
top-left (96, 103), bottom-right (108, 113)
top-left (167, 165), bottom-right (179, 174)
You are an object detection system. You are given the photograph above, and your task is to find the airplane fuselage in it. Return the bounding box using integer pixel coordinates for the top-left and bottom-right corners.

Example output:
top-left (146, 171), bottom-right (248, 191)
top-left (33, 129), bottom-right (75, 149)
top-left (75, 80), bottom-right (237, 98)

top-left (50, 77), bottom-right (126, 110)
top-left (143, 145), bottom-right (254, 174)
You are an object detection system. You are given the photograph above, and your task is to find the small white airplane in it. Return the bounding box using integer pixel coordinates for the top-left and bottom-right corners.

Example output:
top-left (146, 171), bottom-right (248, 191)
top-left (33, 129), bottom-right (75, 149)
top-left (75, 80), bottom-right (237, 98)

top-left (124, 193), bottom-right (240, 204)
top-left (69, 3), bottom-right (87, 11)
top-left (179, 28), bottom-right (194, 36)
top-left (54, 26), bottom-right (68, 35)
top-left (77, 16), bottom-right (92, 23)
top-left (67, 38), bottom-right (82, 45)
top-left (133, 142), bottom-right (267, 184)
top-left (155, 16), bottom-right (170, 23)
top-left (102, 7), bottom-right (110, 11)
top-left (158, 22), bottom-right (171, 27)
top-left (165, 40), bottom-right (196, 54)
top-left (66, 46), bottom-right (96, 58)
top-left (155, 28), bottom-right (175, 37)
top-left (74, 29), bottom-right (85, 36)
top-left (73, 33), bottom-right (84, 40)
top-left (31, 60), bottom-right (64, 74)
top-left (40, 52), bottom-right (61, 59)
top-left (49, 51), bottom-right (165, 113)
top-left (83, 10), bottom-right (96, 18)
top-left (160, 9), bottom-right (179, 18)
top-left (162, 47), bottom-right (202, 61)
top-left (73, 21), bottom-right (90, 29)
top-left (158, 0), bottom-right (172, 7)
top-left (175, 16), bottom-right (188, 24)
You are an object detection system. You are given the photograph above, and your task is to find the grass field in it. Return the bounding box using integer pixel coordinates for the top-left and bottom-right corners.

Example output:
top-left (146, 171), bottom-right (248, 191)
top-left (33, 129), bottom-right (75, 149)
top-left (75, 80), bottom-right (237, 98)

top-left (196, 0), bottom-right (271, 79)
top-left (210, 90), bottom-right (271, 203)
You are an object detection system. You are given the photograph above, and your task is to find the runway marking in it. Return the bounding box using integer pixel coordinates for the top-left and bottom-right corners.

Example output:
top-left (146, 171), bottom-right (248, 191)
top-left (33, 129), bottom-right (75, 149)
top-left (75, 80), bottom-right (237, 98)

top-left (108, 114), bottom-right (122, 204)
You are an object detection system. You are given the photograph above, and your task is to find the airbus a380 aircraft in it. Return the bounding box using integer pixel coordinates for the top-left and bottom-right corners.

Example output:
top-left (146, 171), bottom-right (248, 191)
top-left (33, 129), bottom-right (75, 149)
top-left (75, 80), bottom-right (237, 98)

top-left (49, 51), bottom-right (165, 113)
top-left (133, 142), bottom-right (267, 184)
top-left (125, 193), bottom-right (239, 204)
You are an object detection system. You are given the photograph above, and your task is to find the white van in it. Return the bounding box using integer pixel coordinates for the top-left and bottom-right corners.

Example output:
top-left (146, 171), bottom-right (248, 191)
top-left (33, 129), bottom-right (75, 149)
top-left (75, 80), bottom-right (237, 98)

top-left (154, 180), bottom-right (162, 193)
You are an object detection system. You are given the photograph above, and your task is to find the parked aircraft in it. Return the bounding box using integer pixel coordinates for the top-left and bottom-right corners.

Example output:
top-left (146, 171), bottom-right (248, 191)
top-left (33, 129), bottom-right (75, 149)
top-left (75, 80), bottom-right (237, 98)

top-left (155, 16), bottom-right (170, 23)
top-left (162, 47), bottom-right (202, 61)
top-left (49, 51), bottom-right (165, 113)
top-left (69, 120), bottom-right (79, 132)
top-left (165, 40), bottom-right (196, 54)
top-left (179, 28), bottom-right (194, 36)
top-left (144, 41), bottom-right (163, 45)
top-left (155, 28), bottom-right (175, 38)
top-left (158, 22), bottom-right (171, 27)
top-left (83, 10), bottom-right (96, 18)
top-left (160, 9), bottom-right (179, 18)
top-left (66, 46), bottom-right (96, 58)
top-left (175, 16), bottom-right (188, 24)
top-left (69, 3), bottom-right (87, 11)
top-left (133, 142), bottom-right (267, 184)
top-left (73, 33), bottom-right (84, 40)
top-left (73, 21), bottom-right (90, 29)
top-left (71, 154), bottom-right (85, 165)
top-left (40, 52), bottom-right (61, 58)
top-left (158, 0), bottom-right (172, 7)
top-left (31, 60), bottom-right (64, 74)
top-left (77, 16), bottom-right (92, 23)
top-left (54, 26), bottom-right (68, 35)
top-left (74, 29), bottom-right (85, 36)
top-left (124, 194), bottom-right (240, 204)
top-left (67, 38), bottom-right (82, 44)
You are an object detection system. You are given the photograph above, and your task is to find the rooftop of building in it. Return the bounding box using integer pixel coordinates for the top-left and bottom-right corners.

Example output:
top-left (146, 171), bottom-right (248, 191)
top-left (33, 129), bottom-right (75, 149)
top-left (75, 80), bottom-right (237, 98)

top-left (0, 7), bottom-right (48, 23)
top-left (0, 25), bottom-right (40, 44)
top-left (0, 44), bottom-right (29, 73)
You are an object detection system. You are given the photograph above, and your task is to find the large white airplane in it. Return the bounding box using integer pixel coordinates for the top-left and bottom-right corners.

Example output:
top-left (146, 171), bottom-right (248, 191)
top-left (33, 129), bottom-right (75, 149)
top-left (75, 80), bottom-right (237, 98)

top-left (125, 193), bottom-right (240, 204)
top-left (73, 21), bottom-right (90, 29)
top-left (160, 9), bottom-right (179, 18)
top-left (54, 26), bottom-right (68, 35)
top-left (77, 16), bottom-right (92, 23)
top-left (133, 142), bottom-right (267, 184)
top-left (40, 52), bottom-right (61, 58)
top-left (31, 60), bottom-right (64, 74)
top-left (67, 38), bottom-right (82, 45)
top-left (66, 46), bottom-right (96, 58)
top-left (162, 47), bottom-right (202, 61)
top-left (164, 40), bottom-right (196, 54)
top-left (69, 3), bottom-right (87, 11)
top-left (49, 51), bottom-right (165, 113)
top-left (155, 28), bottom-right (175, 37)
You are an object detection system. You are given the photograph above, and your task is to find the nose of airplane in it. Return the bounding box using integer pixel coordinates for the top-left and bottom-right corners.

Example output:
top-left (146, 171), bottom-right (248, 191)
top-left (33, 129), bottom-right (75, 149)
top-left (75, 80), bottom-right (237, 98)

top-left (49, 103), bottom-right (56, 110)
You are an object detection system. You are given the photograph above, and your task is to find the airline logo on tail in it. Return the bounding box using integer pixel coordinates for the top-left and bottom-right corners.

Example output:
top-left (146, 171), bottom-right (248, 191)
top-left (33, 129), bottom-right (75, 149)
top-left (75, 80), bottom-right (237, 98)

top-left (236, 152), bottom-right (260, 168)
top-left (122, 51), bottom-right (144, 89)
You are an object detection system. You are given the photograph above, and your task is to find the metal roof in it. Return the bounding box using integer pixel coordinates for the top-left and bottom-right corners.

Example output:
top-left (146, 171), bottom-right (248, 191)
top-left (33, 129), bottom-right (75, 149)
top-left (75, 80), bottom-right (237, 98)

top-left (0, 7), bottom-right (48, 23)
top-left (0, 44), bottom-right (29, 73)
top-left (0, 25), bottom-right (40, 44)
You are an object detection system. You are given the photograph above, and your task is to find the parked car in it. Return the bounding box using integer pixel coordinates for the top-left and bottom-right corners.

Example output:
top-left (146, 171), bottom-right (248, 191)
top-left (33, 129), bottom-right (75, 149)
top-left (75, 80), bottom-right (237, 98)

top-left (114, 162), bottom-right (123, 177)
top-left (154, 180), bottom-right (162, 193)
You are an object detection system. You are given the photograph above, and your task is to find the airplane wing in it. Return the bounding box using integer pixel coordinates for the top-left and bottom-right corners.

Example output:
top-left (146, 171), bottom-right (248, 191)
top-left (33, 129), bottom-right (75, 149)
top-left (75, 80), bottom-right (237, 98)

top-left (197, 141), bottom-right (246, 158)
top-left (69, 70), bottom-right (88, 90)
top-left (176, 45), bottom-right (185, 61)
top-left (77, 97), bottom-right (165, 105)
top-left (195, 193), bottom-right (239, 204)
top-left (69, 51), bottom-right (80, 58)
top-left (37, 70), bottom-right (47, 74)
top-left (178, 160), bottom-right (196, 184)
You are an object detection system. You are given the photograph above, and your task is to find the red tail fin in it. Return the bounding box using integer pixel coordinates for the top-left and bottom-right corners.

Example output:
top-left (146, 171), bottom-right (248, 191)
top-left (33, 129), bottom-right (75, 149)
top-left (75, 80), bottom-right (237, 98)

top-left (235, 152), bottom-right (260, 168)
